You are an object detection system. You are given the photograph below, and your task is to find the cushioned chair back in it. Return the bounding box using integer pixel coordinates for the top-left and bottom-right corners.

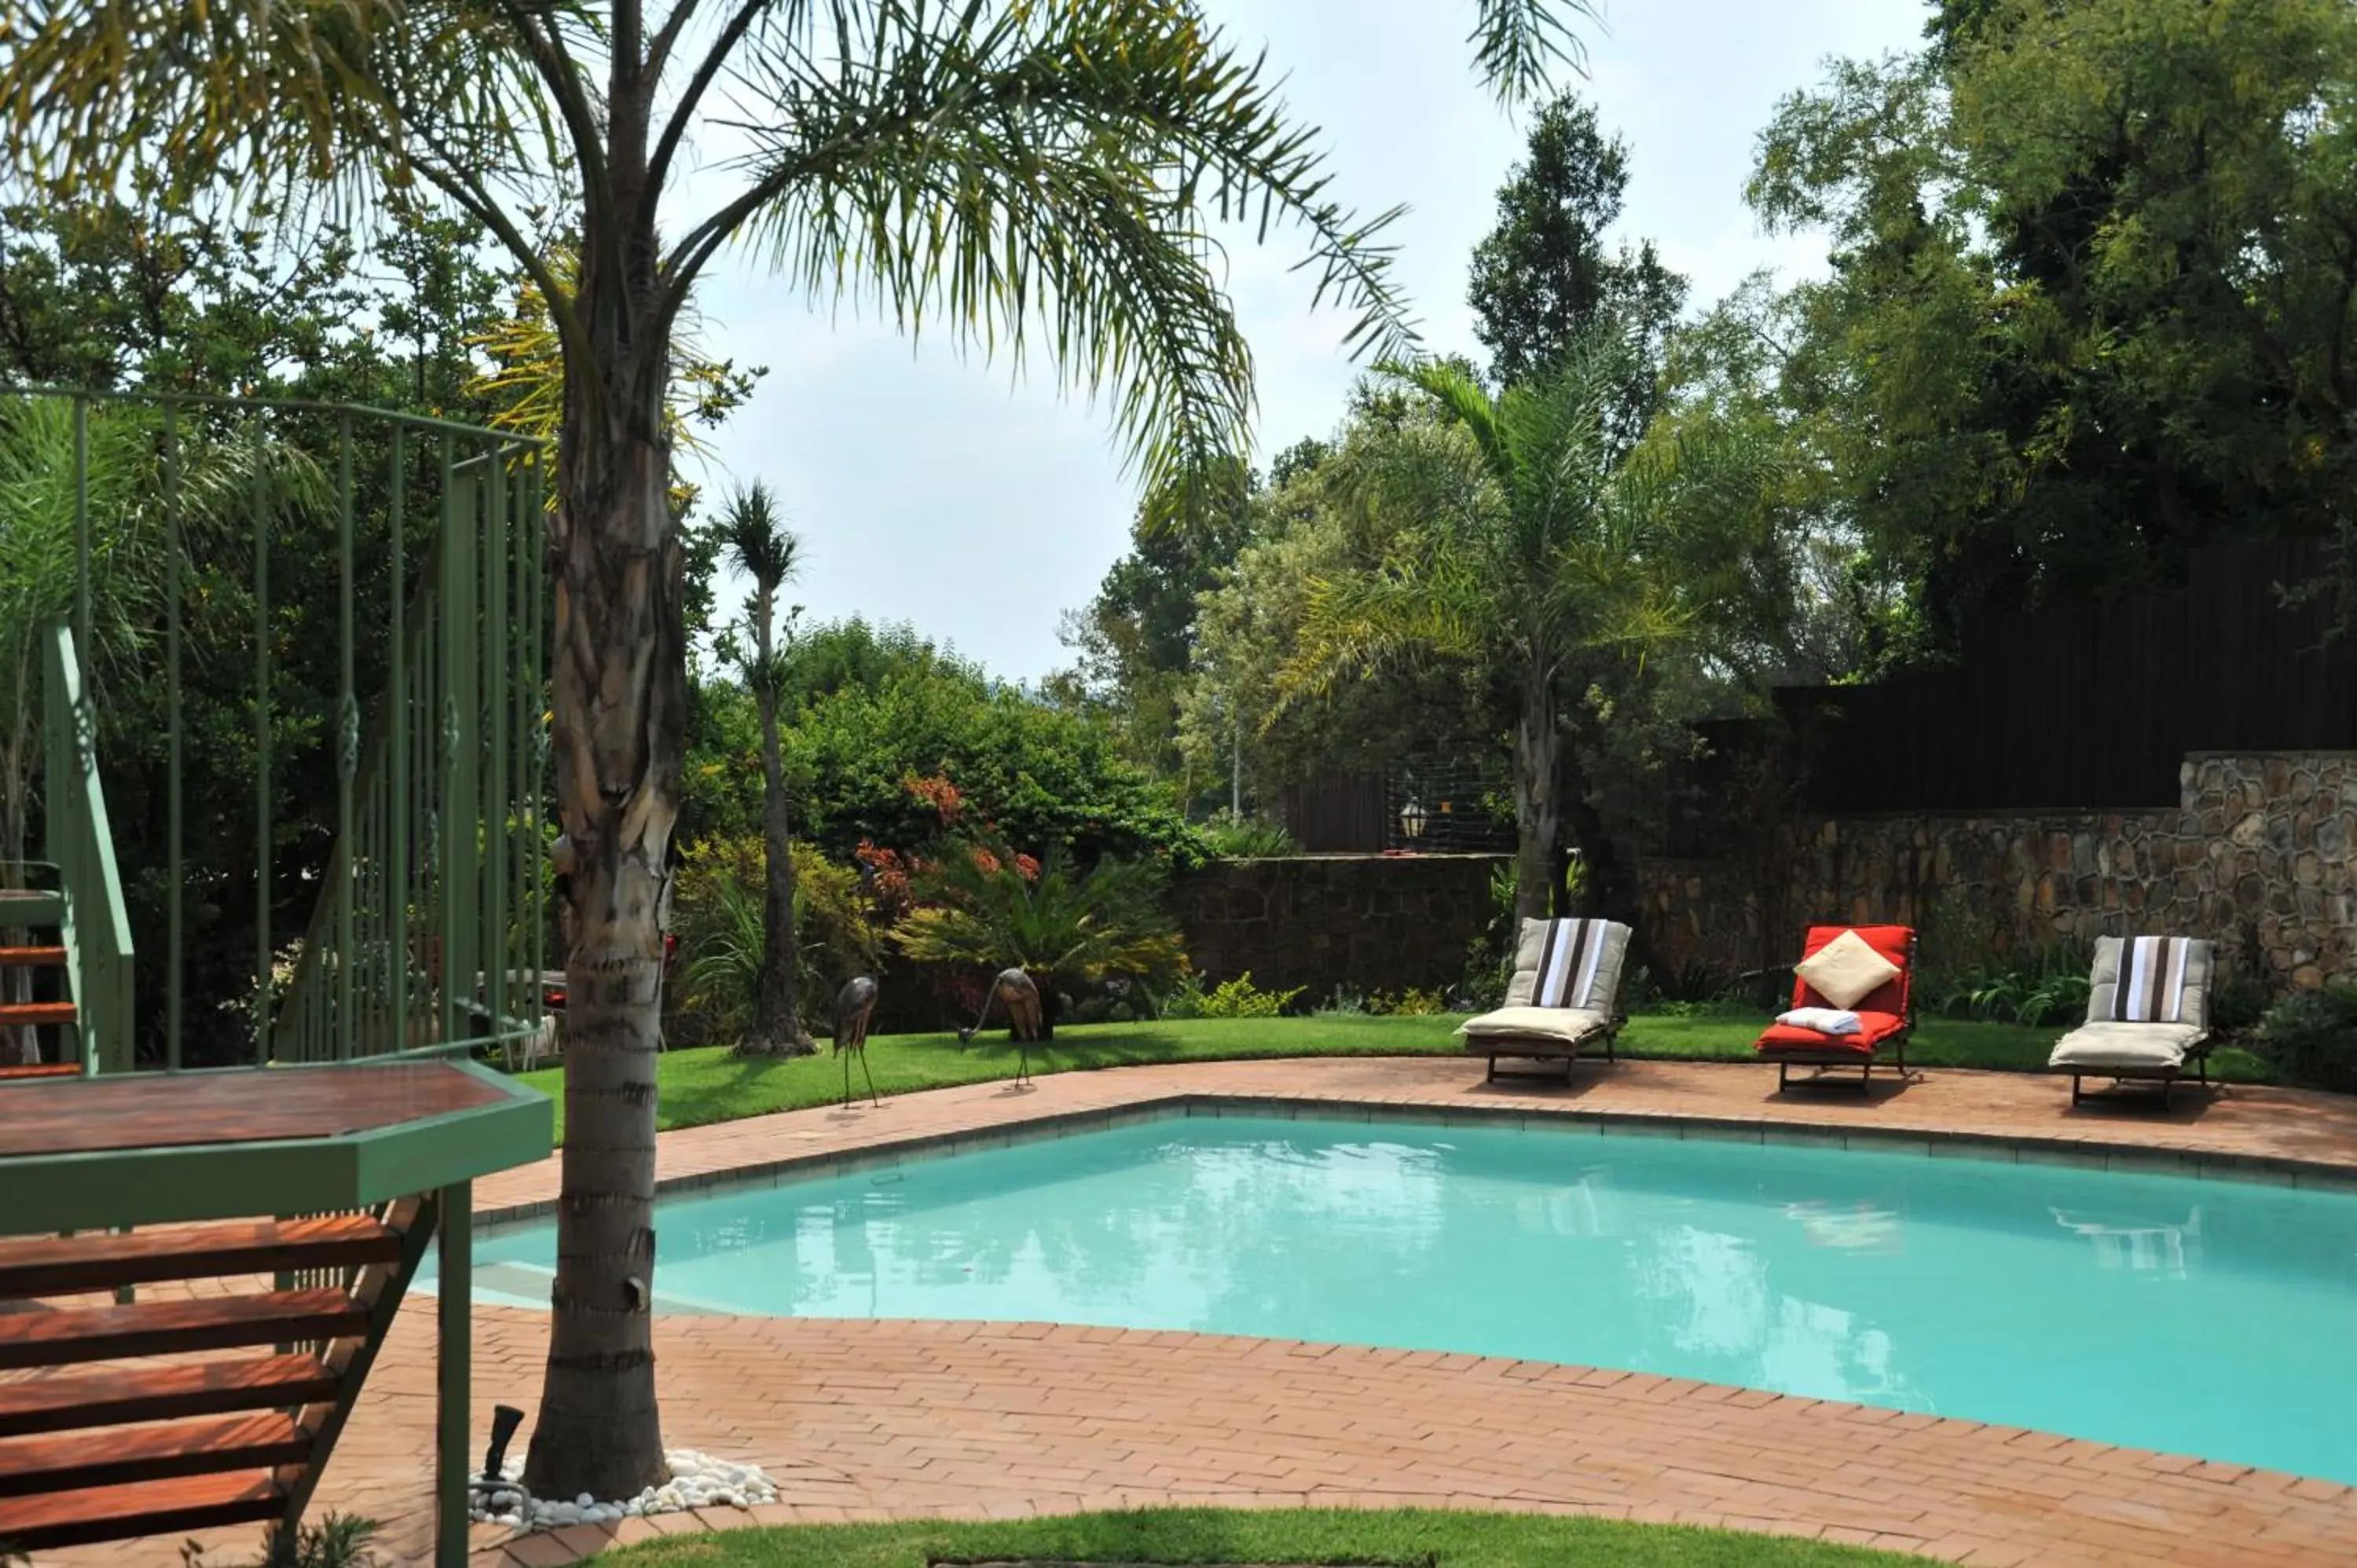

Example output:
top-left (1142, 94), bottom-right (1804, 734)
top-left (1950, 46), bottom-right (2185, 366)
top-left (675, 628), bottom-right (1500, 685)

top-left (1503, 918), bottom-right (1632, 1013)
top-left (2085, 936), bottom-right (2214, 1031)
top-left (1789, 925), bottom-right (1915, 1020)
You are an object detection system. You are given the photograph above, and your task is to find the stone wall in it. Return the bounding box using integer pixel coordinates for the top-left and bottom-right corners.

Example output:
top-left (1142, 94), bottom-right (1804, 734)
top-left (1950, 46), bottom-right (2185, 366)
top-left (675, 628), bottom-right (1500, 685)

top-left (1641, 752), bottom-right (2357, 989)
top-left (1173, 852), bottom-right (1508, 1003)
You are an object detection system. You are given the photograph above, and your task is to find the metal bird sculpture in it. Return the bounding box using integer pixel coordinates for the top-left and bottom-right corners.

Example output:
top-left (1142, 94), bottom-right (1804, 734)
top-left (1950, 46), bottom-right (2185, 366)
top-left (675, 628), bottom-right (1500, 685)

top-left (832, 974), bottom-right (880, 1106)
top-left (958, 966), bottom-right (1043, 1086)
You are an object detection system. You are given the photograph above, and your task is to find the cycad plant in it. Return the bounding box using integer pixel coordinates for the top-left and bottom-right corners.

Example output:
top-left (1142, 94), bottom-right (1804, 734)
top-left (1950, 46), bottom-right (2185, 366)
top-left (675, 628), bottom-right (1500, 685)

top-left (893, 846), bottom-right (1185, 1039)
top-left (1285, 326), bottom-right (1772, 920)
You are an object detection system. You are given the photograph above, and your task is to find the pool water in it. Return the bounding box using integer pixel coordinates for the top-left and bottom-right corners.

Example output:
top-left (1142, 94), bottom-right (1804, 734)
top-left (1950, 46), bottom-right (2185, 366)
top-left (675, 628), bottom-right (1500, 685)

top-left (449, 1116), bottom-right (2357, 1482)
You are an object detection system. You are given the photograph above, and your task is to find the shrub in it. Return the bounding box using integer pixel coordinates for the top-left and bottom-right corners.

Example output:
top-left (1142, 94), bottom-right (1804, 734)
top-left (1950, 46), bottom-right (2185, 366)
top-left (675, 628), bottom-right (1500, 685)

top-left (1199, 810), bottom-right (1299, 859)
top-left (1922, 941), bottom-right (2092, 1028)
top-left (2255, 986), bottom-right (2357, 1092)
top-left (1314, 984), bottom-right (1370, 1017)
top-left (669, 835), bottom-right (882, 1044)
top-left (1191, 970), bottom-right (1303, 1018)
top-left (1369, 986), bottom-right (1446, 1017)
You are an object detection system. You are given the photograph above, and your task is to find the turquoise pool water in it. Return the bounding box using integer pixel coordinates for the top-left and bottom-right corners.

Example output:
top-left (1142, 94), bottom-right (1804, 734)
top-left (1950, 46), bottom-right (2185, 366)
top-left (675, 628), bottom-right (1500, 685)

top-left (449, 1116), bottom-right (2357, 1482)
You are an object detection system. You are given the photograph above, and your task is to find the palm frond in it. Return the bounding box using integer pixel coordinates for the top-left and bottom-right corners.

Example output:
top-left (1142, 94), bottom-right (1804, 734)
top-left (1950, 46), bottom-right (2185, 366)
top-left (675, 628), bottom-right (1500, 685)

top-left (1468, 0), bottom-right (1602, 105)
top-left (720, 482), bottom-right (800, 594)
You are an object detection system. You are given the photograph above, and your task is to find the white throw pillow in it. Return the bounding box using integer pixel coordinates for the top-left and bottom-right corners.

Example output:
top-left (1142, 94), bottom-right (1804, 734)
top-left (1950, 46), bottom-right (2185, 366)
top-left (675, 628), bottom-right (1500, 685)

top-left (1794, 929), bottom-right (1900, 1010)
top-left (1776, 1006), bottom-right (1862, 1035)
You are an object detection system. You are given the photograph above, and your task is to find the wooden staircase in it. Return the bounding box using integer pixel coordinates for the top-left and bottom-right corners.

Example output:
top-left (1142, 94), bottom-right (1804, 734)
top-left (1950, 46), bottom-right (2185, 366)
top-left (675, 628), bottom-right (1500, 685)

top-left (0, 1203), bottom-right (434, 1552)
top-left (0, 888), bottom-right (79, 1083)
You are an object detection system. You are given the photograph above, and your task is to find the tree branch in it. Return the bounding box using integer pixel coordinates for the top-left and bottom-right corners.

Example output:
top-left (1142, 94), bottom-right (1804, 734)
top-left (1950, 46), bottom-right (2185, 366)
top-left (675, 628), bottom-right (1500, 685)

top-left (487, 0), bottom-right (615, 220)
top-left (647, 0), bottom-right (779, 205)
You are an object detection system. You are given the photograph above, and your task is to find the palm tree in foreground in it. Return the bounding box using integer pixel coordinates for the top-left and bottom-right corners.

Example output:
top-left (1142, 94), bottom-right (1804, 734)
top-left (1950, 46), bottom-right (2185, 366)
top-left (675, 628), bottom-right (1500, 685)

top-left (1285, 331), bottom-right (1772, 921)
top-left (717, 482), bottom-right (811, 1055)
top-left (1, 0), bottom-right (1601, 1500)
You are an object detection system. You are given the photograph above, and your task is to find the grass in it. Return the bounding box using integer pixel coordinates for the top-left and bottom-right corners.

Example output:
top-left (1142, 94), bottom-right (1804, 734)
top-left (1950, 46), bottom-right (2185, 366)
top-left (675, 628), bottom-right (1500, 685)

top-left (515, 1008), bottom-right (2275, 1141)
top-left (591, 1508), bottom-right (1919, 1566)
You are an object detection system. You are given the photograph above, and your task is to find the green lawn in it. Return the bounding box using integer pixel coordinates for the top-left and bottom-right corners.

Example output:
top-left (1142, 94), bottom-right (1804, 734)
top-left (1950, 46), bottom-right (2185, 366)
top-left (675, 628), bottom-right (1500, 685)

top-left (515, 1008), bottom-right (2274, 1140)
top-left (593, 1508), bottom-right (1918, 1566)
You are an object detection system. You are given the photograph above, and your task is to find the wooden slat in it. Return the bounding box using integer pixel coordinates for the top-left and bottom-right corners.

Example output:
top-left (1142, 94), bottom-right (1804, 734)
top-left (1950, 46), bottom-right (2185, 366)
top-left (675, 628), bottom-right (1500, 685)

top-left (0, 1063), bottom-right (81, 1082)
top-left (0, 1060), bottom-right (505, 1159)
top-left (0, 1354), bottom-right (339, 1439)
top-left (0, 890), bottom-right (63, 927)
top-left (0, 1412), bottom-right (310, 1497)
top-left (0, 1001), bottom-right (74, 1028)
top-left (0, 1290), bottom-right (366, 1372)
top-left (0, 1471), bottom-right (283, 1552)
top-left (0, 946), bottom-right (66, 967)
top-left (0, 1214), bottom-right (401, 1300)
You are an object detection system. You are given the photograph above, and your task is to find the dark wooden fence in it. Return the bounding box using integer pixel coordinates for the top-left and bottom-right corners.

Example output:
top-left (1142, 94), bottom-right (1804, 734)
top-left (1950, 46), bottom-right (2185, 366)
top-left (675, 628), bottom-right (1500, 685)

top-left (1280, 773), bottom-right (1391, 852)
top-left (1667, 537), bottom-right (2354, 836)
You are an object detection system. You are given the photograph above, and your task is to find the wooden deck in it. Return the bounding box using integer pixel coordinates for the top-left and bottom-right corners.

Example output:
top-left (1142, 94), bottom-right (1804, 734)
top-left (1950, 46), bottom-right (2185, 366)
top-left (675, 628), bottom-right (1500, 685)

top-left (0, 1061), bottom-right (508, 1159)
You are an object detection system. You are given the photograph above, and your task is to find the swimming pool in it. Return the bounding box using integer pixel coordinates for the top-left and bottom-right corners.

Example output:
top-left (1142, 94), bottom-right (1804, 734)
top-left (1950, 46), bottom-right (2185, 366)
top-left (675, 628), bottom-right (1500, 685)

top-left (449, 1114), bottom-right (2357, 1482)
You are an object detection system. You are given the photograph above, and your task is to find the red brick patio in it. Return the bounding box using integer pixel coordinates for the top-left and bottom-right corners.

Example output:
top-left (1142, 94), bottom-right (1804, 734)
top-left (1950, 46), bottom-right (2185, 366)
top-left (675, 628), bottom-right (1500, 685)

top-left (35, 1057), bottom-right (2357, 1566)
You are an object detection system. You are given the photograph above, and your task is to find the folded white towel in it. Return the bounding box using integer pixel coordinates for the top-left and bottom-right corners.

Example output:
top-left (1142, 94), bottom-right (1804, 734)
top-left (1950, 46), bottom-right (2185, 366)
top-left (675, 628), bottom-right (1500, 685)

top-left (1777, 1006), bottom-right (1863, 1035)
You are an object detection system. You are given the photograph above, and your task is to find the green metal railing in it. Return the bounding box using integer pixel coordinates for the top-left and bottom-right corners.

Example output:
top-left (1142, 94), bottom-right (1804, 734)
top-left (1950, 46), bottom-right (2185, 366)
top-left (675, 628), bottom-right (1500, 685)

top-left (41, 625), bottom-right (133, 1073)
top-left (9, 386), bottom-right (552, 1072)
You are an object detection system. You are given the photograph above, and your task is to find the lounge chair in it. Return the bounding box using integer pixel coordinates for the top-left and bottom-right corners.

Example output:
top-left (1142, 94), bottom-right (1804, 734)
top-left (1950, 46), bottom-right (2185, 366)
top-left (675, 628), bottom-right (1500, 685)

top-left (1756, 925), bottom-right (1915, 1090)
top-left (2048, 936), bottom-right (2215, 1108)
top-left (1459, 917), bottom-right (1632, 1083)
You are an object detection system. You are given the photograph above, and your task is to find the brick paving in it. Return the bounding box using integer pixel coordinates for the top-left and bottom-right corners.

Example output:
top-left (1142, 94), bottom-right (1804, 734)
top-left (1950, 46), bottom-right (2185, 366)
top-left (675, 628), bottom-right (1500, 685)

top-left (33, 1056), bottom-right (2357, 1566)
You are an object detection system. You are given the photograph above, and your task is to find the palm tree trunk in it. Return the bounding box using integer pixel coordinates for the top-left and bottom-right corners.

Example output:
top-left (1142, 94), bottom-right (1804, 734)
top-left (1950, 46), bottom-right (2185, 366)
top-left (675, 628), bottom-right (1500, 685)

top-left (746, 683), bottom-right (811, 1053)
top-left (1510, 674), bottom-right (1561, 923)
top-left (522, 264), bottom-right (676, 1499)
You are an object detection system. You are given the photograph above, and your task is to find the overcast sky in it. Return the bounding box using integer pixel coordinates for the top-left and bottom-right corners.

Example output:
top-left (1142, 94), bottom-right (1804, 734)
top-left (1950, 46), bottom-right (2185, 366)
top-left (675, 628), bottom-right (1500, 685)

top-left (685, 0), bottom-right (1930, 683)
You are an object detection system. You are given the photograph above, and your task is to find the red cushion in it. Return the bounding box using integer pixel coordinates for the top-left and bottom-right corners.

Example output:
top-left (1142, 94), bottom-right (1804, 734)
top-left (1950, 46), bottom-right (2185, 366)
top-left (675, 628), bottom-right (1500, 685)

top-left (1790, 925), bottom-right (1915, 1018)
top-left (1754, 1009), bottom-right (1907, 1057)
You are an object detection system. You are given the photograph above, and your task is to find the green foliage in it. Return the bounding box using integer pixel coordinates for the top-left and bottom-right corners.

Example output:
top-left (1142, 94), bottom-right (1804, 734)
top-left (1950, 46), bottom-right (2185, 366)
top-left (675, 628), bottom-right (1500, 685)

top-left (178, 1511), bottom-right (379, 1568)
top-left (1197, 811), bottom-right (1299, 859)
top-left (893, 845), bottom-right (1186, 999)
top-left (2255, 987), bottom-right (2357, 1093)
top-left (1186, 971), bottom-right (1304, 1019)
top-left (685, 619), bottom-right (1204, 867)
top-left (1369, 986), bottom-right (1448, 1017)
top-left (1922, 943), bottom-right (2094, 1028)
top-left (669, 837), bottom-right (881, 1046)
top-left (1468, 91), bottom-right (1686, 438)
top-left (1747, 0), bottom-right (2357, 632)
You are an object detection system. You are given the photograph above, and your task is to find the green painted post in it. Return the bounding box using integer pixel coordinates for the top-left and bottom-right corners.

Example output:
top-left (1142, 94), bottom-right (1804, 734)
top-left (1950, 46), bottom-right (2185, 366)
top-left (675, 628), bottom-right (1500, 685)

top-left (337, 416), bottom-right (357, 1061)
top-left (165, 401), bottom-right (183, 1071)
top-left (254, 418), bottom-right (273, 1063)
top-left (435, 1180), bottom-right (472, 1568)
top-left (485, 445), bottom-right (509, 1046)
top-left (389, 429), bottom-right (409, 1061)
top-left (71, 395), bottom-right (89, 685)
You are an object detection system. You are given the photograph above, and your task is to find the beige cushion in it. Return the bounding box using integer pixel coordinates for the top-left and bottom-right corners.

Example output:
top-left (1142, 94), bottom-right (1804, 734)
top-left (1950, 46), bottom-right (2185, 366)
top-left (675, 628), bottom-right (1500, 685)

top-left (1501, 918), bottom-right (1631, 1011)
top-left (1794, 929), bottom-right (1901, 1010)
top-left (2048, 1020), bottom-right (2207, 1072)
top-left (1457, 1006), bottom-right (1615, 1048)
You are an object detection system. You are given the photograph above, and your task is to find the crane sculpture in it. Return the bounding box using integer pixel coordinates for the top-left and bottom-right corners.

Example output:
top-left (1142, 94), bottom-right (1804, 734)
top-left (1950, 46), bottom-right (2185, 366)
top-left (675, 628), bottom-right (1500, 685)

top-left (832, 974), bottom-right (881, 1106)
top-left (958, 966), bottom-right (1044, 1087)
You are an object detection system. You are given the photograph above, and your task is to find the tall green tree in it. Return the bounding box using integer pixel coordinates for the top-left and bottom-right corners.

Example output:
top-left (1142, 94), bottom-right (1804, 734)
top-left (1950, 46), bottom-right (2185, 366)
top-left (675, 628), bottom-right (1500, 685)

top-left (1750, 0), bottom-right (2357, 632)
top-left (1468, 92), bottom-right (1685, 445)
top-left (2, 0), bottom-right (1598, 1497)
top-left (1284, 332), bottom-right (1772, 921)
top-left (715, 482), bottom-right (811, 1055)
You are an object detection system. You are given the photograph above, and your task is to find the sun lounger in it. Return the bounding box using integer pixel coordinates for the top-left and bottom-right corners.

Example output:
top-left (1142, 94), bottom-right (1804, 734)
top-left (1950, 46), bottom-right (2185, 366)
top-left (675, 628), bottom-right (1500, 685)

top-left (1459, 917), bottom-right (1631, 1082)
top-left (1756, 925), bottom-right (1915, 1090)
top-left (2048, 936), bottom-right (2216, 1108)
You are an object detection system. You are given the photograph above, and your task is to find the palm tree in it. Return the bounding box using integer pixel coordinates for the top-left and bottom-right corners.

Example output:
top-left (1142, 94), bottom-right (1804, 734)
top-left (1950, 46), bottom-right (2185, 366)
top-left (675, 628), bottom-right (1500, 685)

top-left (2, 0), bottom-right (1600, 1499)
top-left (716, 482), bottom-right (810, 1054)
top-left (1285, 330), bottom-right (1772, 921)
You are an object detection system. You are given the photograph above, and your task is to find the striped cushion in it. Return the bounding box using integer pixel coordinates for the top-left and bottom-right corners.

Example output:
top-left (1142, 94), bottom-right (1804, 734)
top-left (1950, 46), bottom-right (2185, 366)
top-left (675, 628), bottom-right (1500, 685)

top-left (2110, 936), bottom-right (2198, 1024)
top-left (1530, 918), bottom-right (1611, 1010)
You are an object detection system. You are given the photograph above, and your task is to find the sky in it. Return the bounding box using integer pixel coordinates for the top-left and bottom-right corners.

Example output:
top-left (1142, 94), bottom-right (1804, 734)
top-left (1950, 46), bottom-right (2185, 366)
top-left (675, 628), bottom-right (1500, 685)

top-left (686, 0), bottom-right (1931, 683)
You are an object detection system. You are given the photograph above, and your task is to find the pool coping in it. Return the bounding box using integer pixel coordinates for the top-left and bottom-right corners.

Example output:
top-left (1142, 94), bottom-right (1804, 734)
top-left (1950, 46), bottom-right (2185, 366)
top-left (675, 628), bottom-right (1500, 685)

top-left (475, 1089), bottom-right (2357, 1230)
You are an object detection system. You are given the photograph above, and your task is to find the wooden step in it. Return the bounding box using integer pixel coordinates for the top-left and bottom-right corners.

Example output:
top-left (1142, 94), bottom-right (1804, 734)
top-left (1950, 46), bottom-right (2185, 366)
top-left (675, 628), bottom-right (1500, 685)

top-left (0, 1000), bottom-right (75, 1028)
top-left (0, 1290), bottom-right (367, 1372)
top-left (0, 945), bottom-right (65, 967)
top-left (0, 1062), bottom-right (80, 1082)
top-left (0, 1471), bottom-right (284, 1552)
top-left (0, 1411), bottom-right (311, 1498)
top-left (0, 1354), bottom-right (339, 1439)
top-left (0, 1214), bottom-right (404, 1300)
